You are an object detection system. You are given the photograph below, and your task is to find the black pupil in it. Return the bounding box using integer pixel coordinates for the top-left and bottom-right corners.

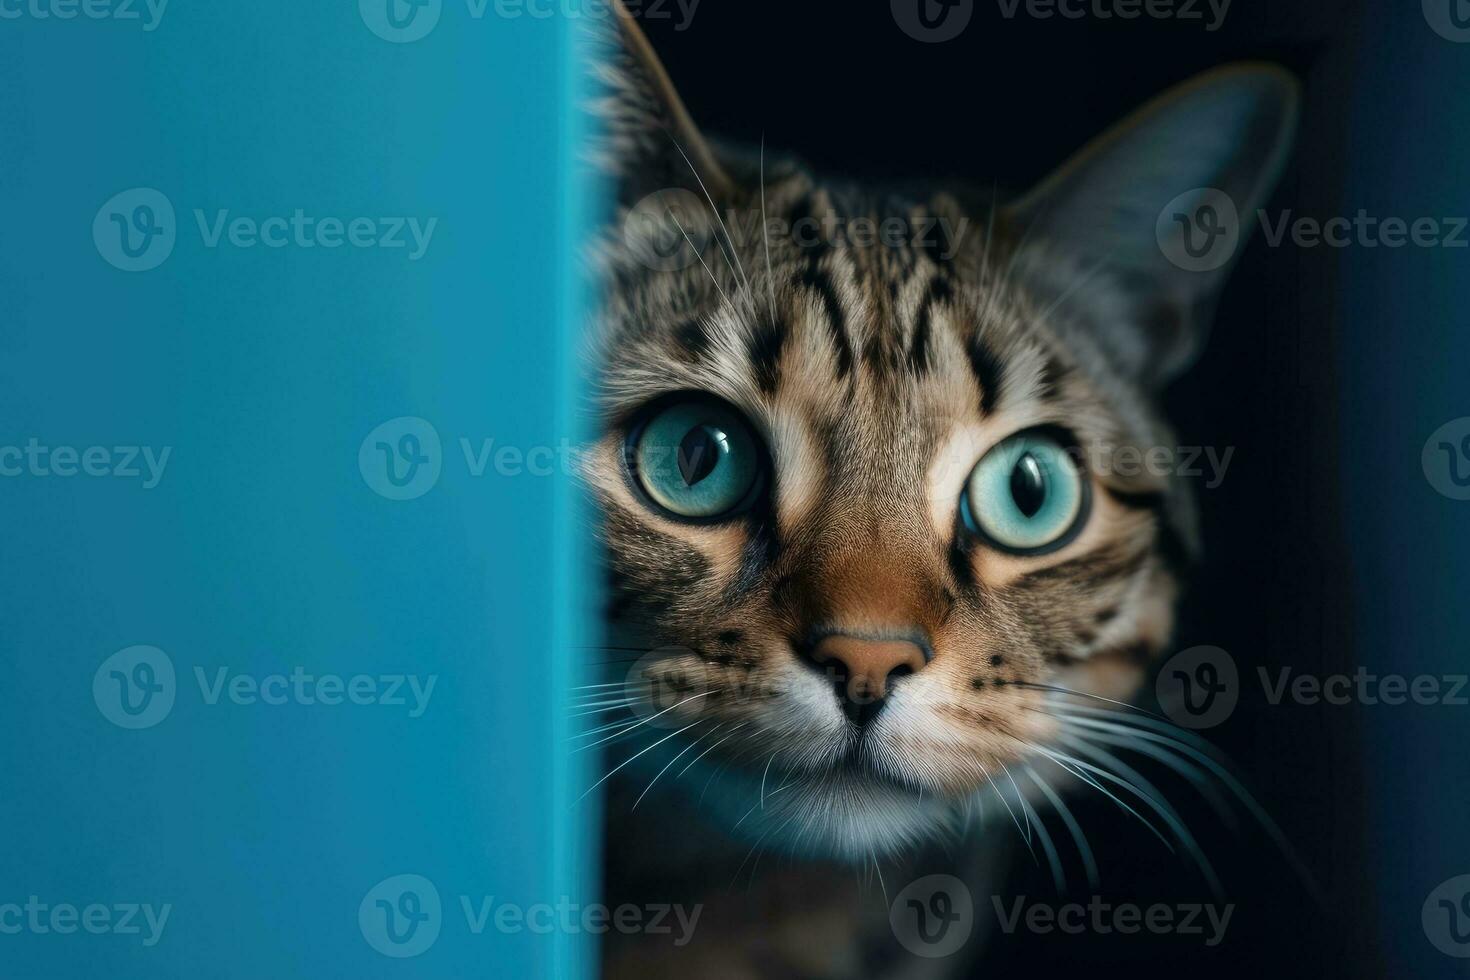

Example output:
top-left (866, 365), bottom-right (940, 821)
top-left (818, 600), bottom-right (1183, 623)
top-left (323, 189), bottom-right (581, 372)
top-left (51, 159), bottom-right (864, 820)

top-left (1010, 452), bottom-right (1047, 518)
top-left (677, 425), bottom-right (724, 487)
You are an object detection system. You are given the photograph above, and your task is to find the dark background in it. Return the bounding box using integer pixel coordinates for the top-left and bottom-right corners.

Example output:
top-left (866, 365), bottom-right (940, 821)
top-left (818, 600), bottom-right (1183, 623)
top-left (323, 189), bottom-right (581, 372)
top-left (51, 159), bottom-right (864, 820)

top-left (637, 1), bottom-right (1379, 976)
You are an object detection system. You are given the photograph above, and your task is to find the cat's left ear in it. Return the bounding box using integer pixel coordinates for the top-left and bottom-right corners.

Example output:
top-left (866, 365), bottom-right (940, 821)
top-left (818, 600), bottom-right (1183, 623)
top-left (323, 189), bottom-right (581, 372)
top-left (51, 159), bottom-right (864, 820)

top-left (1005, 65), bottom-right (1299, 386)
top-left (590, 0), bottom-right (733, 207)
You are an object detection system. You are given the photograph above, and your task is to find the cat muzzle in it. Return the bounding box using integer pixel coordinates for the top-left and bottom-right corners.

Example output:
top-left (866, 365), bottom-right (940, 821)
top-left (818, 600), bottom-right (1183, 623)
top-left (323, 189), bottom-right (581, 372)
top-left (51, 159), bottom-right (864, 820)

top-left (806, 633), bottom-right (929, 726)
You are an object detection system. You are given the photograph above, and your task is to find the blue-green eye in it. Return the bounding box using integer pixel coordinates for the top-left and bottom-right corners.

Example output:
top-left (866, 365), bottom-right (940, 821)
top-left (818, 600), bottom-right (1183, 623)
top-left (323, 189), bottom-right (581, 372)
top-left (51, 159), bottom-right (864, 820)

top-left (961, 430), bottom-right (1089, 554)
top-left (628, 397), bottom-right (764, 520)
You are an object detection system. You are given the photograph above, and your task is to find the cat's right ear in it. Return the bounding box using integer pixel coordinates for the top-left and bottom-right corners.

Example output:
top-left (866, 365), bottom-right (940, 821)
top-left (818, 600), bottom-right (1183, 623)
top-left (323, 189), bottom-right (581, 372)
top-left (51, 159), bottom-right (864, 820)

top-left (1003, 65), bottom-right (1299, 387)
top-left (590, 0), bottom-right (732, 207)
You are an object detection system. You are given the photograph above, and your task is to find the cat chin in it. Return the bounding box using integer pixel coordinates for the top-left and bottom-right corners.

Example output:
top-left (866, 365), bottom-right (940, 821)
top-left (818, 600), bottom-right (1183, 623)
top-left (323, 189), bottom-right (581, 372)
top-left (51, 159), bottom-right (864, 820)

top-left (693, 765), bottom-right (963, 863)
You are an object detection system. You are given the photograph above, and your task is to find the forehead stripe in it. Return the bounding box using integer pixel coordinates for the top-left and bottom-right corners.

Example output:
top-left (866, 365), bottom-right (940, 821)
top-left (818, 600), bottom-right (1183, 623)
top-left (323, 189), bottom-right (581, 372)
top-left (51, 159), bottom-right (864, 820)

top-left (747, 308), bottom-right (788, 395)
top-left (908, 275), bottom-right (953, 376)
top-left (1034, 353), bottom-right (1071, 403)
top-left (798, 266), bottom-right (853, 378)
top-left (673, 318), bottom-right (710, 363)
top-left (965, 333), bottom-right (1006, 416)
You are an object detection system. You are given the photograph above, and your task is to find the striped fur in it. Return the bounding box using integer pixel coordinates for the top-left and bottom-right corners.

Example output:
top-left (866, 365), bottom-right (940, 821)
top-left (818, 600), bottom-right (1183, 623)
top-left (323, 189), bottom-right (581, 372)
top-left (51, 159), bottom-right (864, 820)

top-left (587, 0), bottom-right (1292, 875)
top-left (589, 159), bottom-right (1196, 845)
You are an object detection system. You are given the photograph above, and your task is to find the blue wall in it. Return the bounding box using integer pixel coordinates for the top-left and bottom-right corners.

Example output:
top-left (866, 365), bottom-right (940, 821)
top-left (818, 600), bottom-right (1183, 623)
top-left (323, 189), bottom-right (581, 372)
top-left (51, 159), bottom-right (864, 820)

top-left (1344, 1), bottom-right (1470, 973)
top-left (0, 2), bottom-right (593, 976)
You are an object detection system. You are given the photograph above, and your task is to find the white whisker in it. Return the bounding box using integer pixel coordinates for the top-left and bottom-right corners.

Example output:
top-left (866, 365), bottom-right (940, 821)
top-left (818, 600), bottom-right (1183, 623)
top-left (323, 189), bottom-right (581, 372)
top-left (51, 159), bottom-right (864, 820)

top-left (678, 722), bottom-right (747, 778)
top-left (1026, 763), bottom-right (1099, 890)
top-left (669, 137), bottom-right (750, 296)
top-left (573, 691), bottom-right (709, 752)
top-left (1015, 783), bottom-right (1066, 893)
top-left (1060, 733), bottom-right (1221, 898)
top-left (656, 189), bottom-right (733, 311)
top-left (633, 719), bottom-right (717, 811)
top-left (575, 720), bottom-right (704, 806)
top-left (759, 135), bottom-right (779, 324)
top-left (1029, 744), bottom-right (1175, 853)
top-left (979, 761), bottom-right (1036, 861)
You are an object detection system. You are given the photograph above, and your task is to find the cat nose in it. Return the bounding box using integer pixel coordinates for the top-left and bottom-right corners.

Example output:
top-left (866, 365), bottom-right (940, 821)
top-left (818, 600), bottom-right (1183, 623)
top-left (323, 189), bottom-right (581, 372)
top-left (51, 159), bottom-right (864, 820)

top-left (807, 633), bottom-right (929, 725)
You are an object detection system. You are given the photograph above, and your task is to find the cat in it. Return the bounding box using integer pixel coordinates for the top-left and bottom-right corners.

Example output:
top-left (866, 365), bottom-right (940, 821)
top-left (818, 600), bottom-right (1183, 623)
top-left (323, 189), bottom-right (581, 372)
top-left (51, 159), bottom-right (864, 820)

top-left (581, 2), bottom-right (1297, 975)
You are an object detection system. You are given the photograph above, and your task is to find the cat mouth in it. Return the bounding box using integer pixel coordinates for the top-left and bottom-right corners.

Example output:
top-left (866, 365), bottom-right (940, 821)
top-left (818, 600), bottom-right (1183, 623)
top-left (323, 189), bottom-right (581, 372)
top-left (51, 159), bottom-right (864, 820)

top-left (831, 735), bottom-right (922, 796)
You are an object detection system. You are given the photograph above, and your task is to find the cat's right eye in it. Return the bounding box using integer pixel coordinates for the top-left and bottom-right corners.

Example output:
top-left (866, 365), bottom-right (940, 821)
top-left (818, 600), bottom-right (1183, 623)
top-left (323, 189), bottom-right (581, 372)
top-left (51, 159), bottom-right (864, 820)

top-left (961, 429), bottom-right (1090, 555)
top-left (625, 395), bottom-right (766, 522)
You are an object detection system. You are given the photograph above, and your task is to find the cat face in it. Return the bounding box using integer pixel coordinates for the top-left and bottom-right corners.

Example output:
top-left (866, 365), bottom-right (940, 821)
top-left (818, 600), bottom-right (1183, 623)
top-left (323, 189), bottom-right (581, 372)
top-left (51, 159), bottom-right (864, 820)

top-left (586, 2), bottom-right (1296, 858)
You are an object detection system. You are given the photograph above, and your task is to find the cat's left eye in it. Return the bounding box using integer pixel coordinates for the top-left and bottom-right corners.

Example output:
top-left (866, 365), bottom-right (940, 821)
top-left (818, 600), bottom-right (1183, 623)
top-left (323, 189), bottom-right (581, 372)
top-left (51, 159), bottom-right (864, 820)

top-left (961, 429), bottom-right (1090, 555)
top-left (626, 395), bottom-right (765, 521)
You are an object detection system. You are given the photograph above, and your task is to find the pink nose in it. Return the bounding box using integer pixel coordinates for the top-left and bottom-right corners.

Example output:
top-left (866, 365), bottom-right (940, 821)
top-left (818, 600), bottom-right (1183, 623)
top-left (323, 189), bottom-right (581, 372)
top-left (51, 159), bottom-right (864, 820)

top-left (809, 634), bottom-right (928, 706)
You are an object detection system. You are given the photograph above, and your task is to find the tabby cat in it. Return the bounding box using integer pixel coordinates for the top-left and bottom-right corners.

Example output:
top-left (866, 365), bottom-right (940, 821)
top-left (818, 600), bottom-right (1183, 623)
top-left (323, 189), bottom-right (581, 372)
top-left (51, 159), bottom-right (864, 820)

top-left (583, 3), bottom-right (1297, 975)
